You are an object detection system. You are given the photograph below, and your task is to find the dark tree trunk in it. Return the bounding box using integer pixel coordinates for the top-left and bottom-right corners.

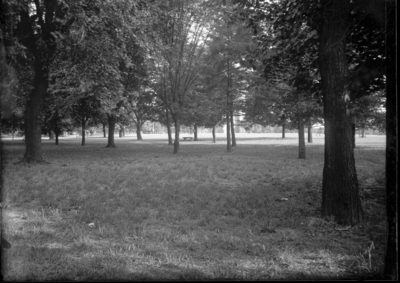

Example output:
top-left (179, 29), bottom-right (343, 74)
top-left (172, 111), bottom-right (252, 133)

top-left (298, 91), bottom-right (306, 159)
top-left (351, 117), bottom-right (356, 148)
top-left (106, 114), bottom-right (116, 148)
top-left (298, 121), bottom-right (306, 159)
top-left (136, 122), bottom-right (143, 140)
top-left (226, 111), bottom-right (231, 152)
top-left (307, 121), bottom-right (313, 143)
top-left (361, 128), bottom-right (365, 138)
top-left (319, 0), bottom-right (363, 225)
top-left (230, 110), bottom-right (236, 147)
top-left (193, 124), bottom-right (198, 141)
top-left (102, 123), bottom-right (107, 138)
top-left (166, 108), bottom-right (173, 145)
top-left (173, 118), bottom-right (180, 154)
top-left (282, 124), bottom-right (286, 138)
top-left (22, 65), bottom-right (47, 163)
top-left (54, 113), bottom-right (59, 145)
top-left (81, 115), bottom-right (86, 146)
top-left (212, 126), bottom-right (216, 143)
top-left (49, 131), bottom-right (54, 140)
top-left (384, 0), bottom-right (397, 279)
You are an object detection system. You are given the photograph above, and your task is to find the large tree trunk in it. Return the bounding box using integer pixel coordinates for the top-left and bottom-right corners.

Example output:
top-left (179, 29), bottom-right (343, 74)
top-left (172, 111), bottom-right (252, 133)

top-left (193, 124), bottom-right (198, 141)
top-left (384, 0), bottom-right (397, 278)
top-left (319, 0), bottom-right (363, 225)
top-left (81, 115), bottom-right (86, 146)
top-left (136, 122), bottom-right (143, 140)
top-left (230, 110), bottom-right (236, 147)
top-left (212, 126), bottom-right (216, 143)
top-left (173, 118), bottom-right (180, 154)
top-left (22, 60), bottom-right (48, 163)
top-left (106, 114), bottom-right (116, 148)
top-left (166, 108), bottom-right (173, 145)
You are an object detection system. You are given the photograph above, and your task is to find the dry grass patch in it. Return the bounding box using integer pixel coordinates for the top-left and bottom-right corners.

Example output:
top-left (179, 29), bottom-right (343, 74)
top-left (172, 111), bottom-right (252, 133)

top-left (1, 134), bottom-right (386, 280)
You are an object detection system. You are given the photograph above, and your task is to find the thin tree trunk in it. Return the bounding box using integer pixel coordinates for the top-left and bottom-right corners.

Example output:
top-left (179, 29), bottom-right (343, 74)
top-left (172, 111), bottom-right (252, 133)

top-left (351, 117), bottom-right (356, 148)
top-left (106, 114), bottom-right (116, 148)
top-left (307, 121), bottom-right (313, 143)
top-left (81, 115), bottom-right (86, 146)
top-left (298, 91), bottom-right (306, 159)
top-left (319, 0), bottom-right (363, 225)
top-left (166, 108), bottom-right (173, 145)
top-left (226, 53), bottom-right (232, 152)
top-left (298, 121), bottom-right (306, 159)
top-left (173, 118), bottom-right (180, 154)
top-left (102, 123), bottom-right (107, 137)
top-left (226, 111), bottom-right (231, 152)
top-left (49, 131), bottom-right (54, 140)
top-left (230, 110), bottom-right (236, 146)
top-left (54, 113), bottom-right (59, 145)
top-left (193, 124), bottom-right (198, 141)
top-left (212, 126), bottom-right (216, 143)
top-left (282, 123), bottom-right (286, 138)
top-left (136, 122), bottom-right (143, 140)
top-left (384, 0), bottom-right (397, 278)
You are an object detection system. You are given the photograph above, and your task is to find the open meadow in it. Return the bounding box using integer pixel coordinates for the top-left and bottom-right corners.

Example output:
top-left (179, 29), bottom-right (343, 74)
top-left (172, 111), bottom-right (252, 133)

top-left (1, 133), bottom-right (386, 280)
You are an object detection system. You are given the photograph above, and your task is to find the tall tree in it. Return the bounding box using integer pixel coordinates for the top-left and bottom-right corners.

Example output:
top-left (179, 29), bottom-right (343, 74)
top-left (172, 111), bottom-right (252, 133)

top-left (319, 0), bottom-right (363, 225)
top-left (3, 0), bottom-right (74, 163)
top-left (149, 0), bottom-right (212, 153)
top-left (384, 0), bottom-right (397, 279)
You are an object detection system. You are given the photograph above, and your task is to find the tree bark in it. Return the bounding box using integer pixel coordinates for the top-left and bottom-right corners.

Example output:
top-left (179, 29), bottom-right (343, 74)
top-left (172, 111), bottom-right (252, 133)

top-left (193, 124), bottom-right (198, 141)
top-left (384, 0), bottom-right (397, 278)
top-left (319, 0), bottom-right (363, 225)
top-left (212, 126), bottom-right (216, 143)
top-left (54, 112), bottom-right (59, 145)
top-left (307, 121), bottom-right (313, 143)
top-left (136, 122), bottom-right (143, 140)
top-left (106, 114), bottom-right (116, 148)
top-left (230, 110), bottom-right (236, 146)
top-left (102, 123), bottom-right (107, 138)
top-left (166, 107), bottom-right (173, 145)
top-left (351, 117), bottom-right (356, 148)
top-left (81, 115), bottom-right (86, 146)
top-left (298, 121), bottom-right (306, 159)
top-left (22, 62), bottom-right (47, 163)
top-left (297, 91), bottom-right (306, 159)
top-left (226, 111), bottom-right (231, 152)
top-left (173, 118), bottom-right (180, 154)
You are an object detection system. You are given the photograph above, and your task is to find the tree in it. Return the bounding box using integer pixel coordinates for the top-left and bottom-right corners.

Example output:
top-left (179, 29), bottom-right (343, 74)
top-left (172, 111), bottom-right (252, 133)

top-left (384, 0), bottom-right (397, 279)
top-left (3, 0), bottom-right (75, 163)
top-left (319, 0), bottom-right (363, 225)
top-left (149, 0), bottom-right (213, 153)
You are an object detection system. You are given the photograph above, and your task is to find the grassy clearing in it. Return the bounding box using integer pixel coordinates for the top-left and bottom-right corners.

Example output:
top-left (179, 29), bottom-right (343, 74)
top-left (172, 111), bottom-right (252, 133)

top-left (1, 133), bottom-right (386, 280)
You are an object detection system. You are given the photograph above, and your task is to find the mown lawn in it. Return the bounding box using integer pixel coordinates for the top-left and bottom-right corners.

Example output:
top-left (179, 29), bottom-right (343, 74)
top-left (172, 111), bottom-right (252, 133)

top-left (1, 133), bottom-right (386, 280)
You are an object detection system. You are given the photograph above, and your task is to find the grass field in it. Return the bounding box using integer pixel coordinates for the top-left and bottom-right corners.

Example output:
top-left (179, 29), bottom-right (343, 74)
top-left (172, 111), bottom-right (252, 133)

top-left (1, 133), bottom-right (386, 280)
